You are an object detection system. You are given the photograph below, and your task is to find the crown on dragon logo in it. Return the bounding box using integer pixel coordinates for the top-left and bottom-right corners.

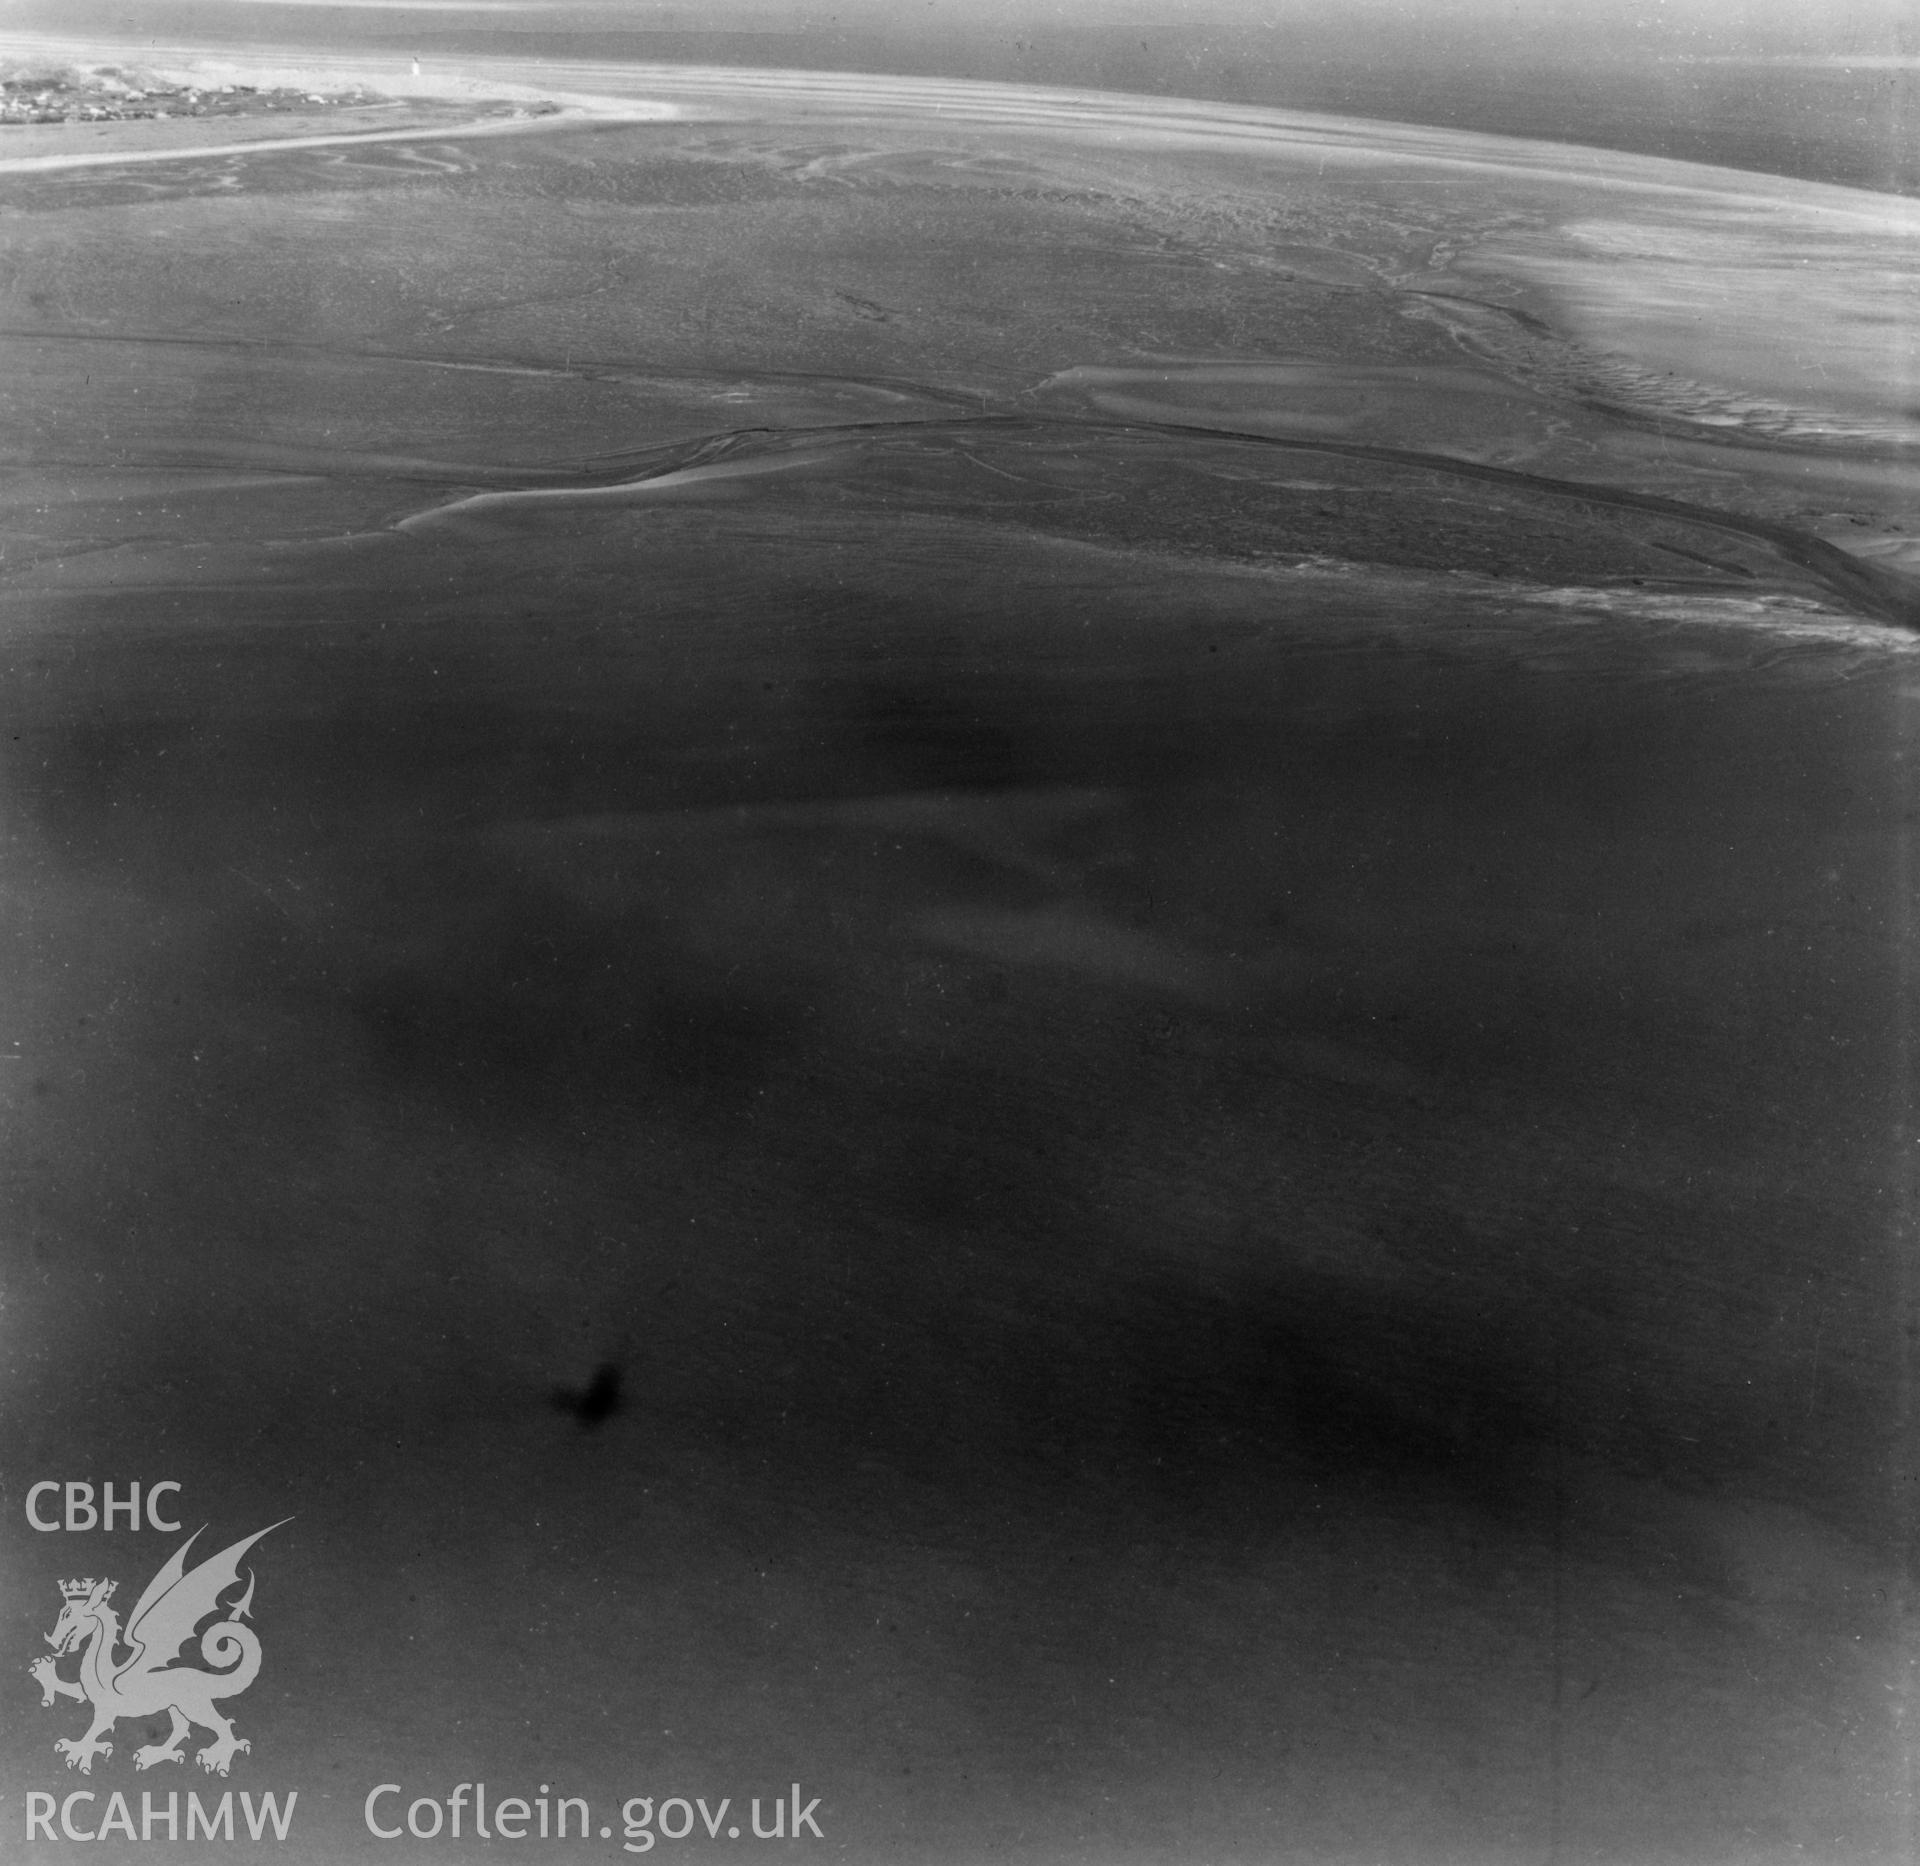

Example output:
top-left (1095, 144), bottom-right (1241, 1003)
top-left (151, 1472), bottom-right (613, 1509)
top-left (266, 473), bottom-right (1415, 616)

top-left (59, 1579), bottom-right (110, 1601)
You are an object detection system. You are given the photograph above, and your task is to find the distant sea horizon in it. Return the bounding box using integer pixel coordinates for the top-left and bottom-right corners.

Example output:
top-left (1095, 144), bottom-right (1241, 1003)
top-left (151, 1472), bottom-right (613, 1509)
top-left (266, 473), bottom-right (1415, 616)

top-left (4, 11), bottom-right (1914, 197)
top-left (243, 28), bottom-right (1920, 198)
top-left (291, 28), bottom-right (1920, 199)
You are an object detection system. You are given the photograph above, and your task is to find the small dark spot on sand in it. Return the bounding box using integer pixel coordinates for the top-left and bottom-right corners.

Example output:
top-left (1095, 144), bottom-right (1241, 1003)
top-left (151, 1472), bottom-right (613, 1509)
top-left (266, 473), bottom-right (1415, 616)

top-left (553, 1362), bottom-right (623, 1428)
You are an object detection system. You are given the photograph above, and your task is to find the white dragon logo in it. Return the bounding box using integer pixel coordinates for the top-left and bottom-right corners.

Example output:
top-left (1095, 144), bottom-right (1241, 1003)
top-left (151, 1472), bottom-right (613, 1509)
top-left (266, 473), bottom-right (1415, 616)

top-left (28, 1521), bottom-right (288, 1777)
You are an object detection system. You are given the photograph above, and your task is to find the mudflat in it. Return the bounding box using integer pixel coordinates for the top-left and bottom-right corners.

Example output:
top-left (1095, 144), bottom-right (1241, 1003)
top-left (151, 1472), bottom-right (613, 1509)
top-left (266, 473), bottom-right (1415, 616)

top-left (2, 45), bottom-right (1914, 1866)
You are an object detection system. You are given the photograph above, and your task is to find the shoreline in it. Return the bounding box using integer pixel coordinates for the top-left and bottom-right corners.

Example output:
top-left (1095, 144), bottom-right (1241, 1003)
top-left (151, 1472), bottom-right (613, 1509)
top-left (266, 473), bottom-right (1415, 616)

top-left (0, 101), bottom-right (672, 175)
top-left (3, 29), bottom-right (1918, 216)
top-left (0, 33), bottom-right (678, 172)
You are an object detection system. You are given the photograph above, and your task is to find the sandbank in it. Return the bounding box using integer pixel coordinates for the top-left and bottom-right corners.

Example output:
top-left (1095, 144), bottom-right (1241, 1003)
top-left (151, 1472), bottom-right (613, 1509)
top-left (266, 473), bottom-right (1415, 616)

top-left (0, 31), bottom-right (677, 172)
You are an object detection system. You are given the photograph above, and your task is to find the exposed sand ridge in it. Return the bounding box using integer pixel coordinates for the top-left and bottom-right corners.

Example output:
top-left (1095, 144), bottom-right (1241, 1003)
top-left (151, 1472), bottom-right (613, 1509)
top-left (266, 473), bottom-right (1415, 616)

top-left (386, 410), bottom-right (1920, 631)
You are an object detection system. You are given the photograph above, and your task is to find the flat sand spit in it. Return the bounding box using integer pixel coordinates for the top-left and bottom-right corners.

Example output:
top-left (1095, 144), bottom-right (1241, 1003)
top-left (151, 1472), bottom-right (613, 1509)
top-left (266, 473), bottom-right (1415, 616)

top-left (0, 34), bottom-right (681, 170)
top-left (0, 97), bottom-right (522, 162)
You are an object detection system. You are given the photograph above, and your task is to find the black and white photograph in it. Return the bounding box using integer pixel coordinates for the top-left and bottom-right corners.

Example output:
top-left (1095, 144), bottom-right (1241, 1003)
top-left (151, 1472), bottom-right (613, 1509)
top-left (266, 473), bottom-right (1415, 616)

top-left (2, 0), bottom-right (1915, 1860)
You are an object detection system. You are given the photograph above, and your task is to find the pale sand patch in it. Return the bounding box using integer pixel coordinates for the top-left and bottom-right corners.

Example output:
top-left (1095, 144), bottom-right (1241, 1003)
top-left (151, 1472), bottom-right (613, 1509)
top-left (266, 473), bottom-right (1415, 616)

top-left (0, 100), bottom-right (495, 163)
top-left (0, 106), bottom-right (672, 175)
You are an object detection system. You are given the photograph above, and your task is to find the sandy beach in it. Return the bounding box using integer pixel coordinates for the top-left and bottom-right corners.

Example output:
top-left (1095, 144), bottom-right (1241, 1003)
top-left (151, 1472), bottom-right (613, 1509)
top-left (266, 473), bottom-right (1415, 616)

top-left (0, 37), bottom-right (680, 171)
